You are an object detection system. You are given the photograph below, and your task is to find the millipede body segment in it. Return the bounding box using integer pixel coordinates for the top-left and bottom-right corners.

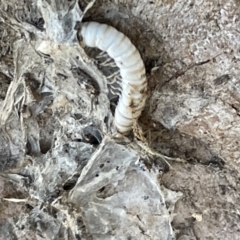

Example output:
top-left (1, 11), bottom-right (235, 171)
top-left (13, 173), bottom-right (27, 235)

top-left (80, 22), bottom-right (147, 134)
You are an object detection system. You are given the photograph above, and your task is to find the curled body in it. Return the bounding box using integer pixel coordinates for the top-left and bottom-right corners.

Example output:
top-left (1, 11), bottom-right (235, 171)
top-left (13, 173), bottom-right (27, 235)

top-left (79, 22), bottom-right (147, 134)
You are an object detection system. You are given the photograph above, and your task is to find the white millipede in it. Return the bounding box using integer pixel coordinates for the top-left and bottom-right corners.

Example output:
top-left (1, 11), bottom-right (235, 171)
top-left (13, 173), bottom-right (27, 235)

top-left (79, 22), bottom-right (147, 134)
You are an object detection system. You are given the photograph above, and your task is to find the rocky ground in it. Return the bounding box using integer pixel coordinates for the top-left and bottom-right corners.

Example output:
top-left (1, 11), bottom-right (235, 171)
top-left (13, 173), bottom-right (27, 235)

top-left (0, 0), bottom-right (240, 239)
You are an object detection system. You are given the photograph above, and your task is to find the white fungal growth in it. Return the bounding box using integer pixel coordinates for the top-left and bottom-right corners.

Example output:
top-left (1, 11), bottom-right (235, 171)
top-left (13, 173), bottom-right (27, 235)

top-left (80, 22), bottom-right (147, 134)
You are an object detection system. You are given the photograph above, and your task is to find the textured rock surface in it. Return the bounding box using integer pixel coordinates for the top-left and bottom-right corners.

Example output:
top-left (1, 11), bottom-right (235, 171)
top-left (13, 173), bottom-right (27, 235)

top-left (69, 137), bottom-right (178, 239)
top-left (0, 0), bottom-right (240, 239)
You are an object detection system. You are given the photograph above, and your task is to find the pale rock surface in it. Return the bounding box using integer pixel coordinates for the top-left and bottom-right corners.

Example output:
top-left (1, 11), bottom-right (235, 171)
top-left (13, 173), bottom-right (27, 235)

top-left (0, 0), bottom-right (240, 239)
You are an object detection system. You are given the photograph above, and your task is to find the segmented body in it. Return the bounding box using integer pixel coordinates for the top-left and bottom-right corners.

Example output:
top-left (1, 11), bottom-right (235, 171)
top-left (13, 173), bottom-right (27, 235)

top-left (80, 22), bottom-right (147, 134)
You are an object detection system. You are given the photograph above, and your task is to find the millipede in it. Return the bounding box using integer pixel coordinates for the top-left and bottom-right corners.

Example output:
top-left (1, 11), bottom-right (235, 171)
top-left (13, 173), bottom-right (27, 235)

top-left (79, 22), bottom-right (148, 135)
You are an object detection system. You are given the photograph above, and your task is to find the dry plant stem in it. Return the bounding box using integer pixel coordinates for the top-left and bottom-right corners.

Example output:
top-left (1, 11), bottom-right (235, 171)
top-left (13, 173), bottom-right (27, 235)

top-left (134, 140), bottom-right (186, 169)
top-left (2, 198), bottom-right (28, 203)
